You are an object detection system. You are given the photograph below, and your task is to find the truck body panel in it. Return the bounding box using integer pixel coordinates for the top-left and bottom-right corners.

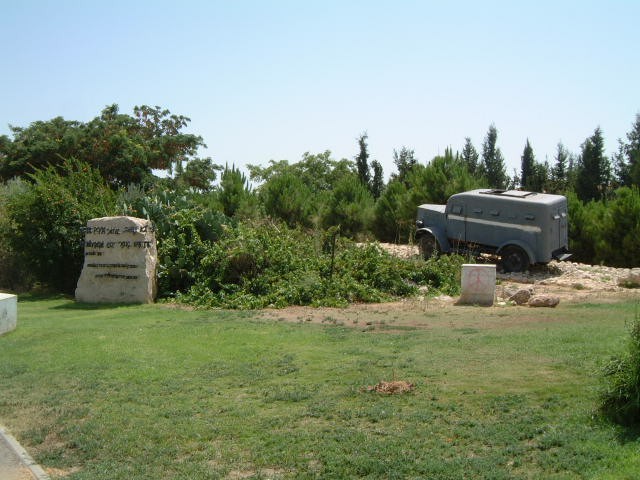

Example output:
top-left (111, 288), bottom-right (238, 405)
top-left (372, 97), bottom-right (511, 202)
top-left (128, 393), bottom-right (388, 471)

top-left (416, 189), bottom-right (570, 270)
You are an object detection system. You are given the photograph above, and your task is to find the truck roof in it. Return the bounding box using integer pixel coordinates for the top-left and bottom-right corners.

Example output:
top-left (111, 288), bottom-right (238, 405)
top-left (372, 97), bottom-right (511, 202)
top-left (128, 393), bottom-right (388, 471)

top-left (450, 189), bottom-right (566, 206)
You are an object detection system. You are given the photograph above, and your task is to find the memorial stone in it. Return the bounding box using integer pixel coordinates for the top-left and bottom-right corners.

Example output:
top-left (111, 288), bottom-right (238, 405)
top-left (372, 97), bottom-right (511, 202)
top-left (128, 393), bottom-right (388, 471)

top-left (458, 264), bottom-right (496, 306)
top-left (0, 293), bottom-right (17, 336)
top-left (75, 216), bottom-right (157, 303)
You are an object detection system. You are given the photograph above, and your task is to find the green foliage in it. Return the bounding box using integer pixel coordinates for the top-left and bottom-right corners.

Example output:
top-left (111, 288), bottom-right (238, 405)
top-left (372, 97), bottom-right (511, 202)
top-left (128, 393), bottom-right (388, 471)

top-left (260, 171), bottom-right (315, 228)
top-left (549, 142), bottom-right (570, 193)
top-left (575, 127), bottom-right (611, 202)
top-left (119, 184), bottom-right (236, 296)
top-left (0, 179), bottom-right (33, 291)
top-left (568, 187), bottom-right (640, 267)
top-left (174, 157), bottom-right (221, 192)
top-left (355, 132), bottom-right (371, 188)
top-left (373, 179), bottom-right (413, 243)
top-left (0, 104), bottom-right (204, 186)
top-left (249, 151), bottom-right (352, 229)
top-left (461, 137), bottom-right (479, 176)
top-left (480, 123), bottom-right (508, 189)
top-left (600, 306), bottom-right (640, 425)
top-left (5, 159), bottom-right (116, 293)
top-left (392, 146), bottom-right (418, 184)
top-left (613, 113), bottom-right (640, 188)
top-left (373, 151), bottom-right (483, 243)
top-left (172, 221), bottom-right (462, 309)
top-left (594, 187), bottom-right (640, 267)
top-left (322, 174), bottom-right (374, 237)
top-left (217, 164), bottom-right (255, 218)
top-left (370, 159), bottom-right (384, 200)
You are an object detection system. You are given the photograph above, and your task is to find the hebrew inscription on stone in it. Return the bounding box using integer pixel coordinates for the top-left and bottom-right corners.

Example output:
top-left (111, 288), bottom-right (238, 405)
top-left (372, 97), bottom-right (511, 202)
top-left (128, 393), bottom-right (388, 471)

top-left (75, 216), bottom-right (157, 303)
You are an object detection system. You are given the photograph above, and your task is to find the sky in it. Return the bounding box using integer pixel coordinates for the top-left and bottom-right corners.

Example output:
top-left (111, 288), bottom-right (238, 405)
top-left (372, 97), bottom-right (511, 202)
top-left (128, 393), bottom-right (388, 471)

top-left (2, 0), bottom-right (639, 181)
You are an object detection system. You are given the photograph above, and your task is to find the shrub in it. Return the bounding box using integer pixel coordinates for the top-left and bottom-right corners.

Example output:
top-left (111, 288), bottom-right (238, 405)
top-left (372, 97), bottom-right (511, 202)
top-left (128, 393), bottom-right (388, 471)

top-left (119, 185), bottom-right (236, 296)
top-left (0, 179), bottom-right (33, 291)
top-left (173, 221), bottom-right (463, 309)
top-left (600, 306), bottom-right (640, 425)
top-left (5, 159), bottom-right (116, 293)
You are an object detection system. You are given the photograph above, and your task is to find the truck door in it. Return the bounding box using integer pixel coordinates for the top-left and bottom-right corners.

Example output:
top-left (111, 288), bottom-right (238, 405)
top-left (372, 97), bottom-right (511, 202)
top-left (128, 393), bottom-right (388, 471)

top-left (446, 202), bottom-right (466, 247)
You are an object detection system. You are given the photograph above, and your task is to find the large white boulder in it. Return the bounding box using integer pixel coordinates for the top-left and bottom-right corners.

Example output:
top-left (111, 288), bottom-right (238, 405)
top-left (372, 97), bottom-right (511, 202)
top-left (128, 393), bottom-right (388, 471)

top-left (75, 216), bottom-right (157, 304)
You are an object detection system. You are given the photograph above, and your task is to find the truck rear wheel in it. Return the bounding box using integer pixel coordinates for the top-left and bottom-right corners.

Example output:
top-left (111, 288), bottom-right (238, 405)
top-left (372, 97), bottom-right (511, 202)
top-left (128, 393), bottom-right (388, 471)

top-left (500, 245), bottom-right (529, 273)
top-left (419, 233), bottom-right (440, 260)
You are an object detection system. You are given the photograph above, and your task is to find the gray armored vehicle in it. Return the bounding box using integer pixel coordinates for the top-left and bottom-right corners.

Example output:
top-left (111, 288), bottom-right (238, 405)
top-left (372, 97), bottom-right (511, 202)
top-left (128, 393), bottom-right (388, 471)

top-left (415, 189), bottom-right (571, 272)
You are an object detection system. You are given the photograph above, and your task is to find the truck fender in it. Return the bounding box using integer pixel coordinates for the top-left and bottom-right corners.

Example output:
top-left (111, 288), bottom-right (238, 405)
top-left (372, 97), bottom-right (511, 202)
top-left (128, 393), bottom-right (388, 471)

top-left (416, 227), bottom-right (451, 253)
top-left (497, 240), bottom-right (536, 265)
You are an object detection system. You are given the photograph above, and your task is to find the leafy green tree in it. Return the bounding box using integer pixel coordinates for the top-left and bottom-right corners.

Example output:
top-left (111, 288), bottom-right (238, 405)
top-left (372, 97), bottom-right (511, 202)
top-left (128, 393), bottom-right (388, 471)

top-left (480, 124), bottom-right (508, 189)
top-left (355, 132), bottom-right (371, 188)
top-left (0, 104), bottom-right (204, 186)
top-left (249, 151), bottom-right (351, 193)
top-left (5, 159), bottom-right (116, 293)
top-left (392, 146), bottom-right (417, 184)
top-left (575, 127), bottom-right (611, 202)
top-left (175, 157), bottom-right (221, 192)
top-left (461, 137), bottom-right (479, 176)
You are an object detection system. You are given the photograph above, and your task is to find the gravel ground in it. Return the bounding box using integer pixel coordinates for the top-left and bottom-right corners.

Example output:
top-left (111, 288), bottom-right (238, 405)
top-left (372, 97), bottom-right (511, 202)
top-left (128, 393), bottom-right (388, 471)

top-left (377, 243), bottom-right (640, 302)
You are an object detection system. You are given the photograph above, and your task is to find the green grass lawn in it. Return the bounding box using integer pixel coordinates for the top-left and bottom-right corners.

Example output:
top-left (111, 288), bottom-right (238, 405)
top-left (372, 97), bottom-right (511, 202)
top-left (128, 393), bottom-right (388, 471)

top-left (1, 295), bottom-right (639, 479)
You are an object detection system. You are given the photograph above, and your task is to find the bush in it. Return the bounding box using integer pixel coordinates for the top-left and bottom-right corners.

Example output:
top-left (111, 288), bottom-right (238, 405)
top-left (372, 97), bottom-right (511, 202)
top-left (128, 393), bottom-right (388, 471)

top-left (5, 159), bottom-right (116, 293)
top-left (600, 306), bottom-right (640, 425)
top-left (118, 184), bottom-right (236, 296)
top-left (173, 221), bottom-right (463, 309)
top-left (0, 179), bottom-right (33, 291)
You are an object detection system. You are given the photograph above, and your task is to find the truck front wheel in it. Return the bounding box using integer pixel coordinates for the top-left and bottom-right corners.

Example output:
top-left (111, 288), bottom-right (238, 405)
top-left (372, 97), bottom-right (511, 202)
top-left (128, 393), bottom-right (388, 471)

top-left (419, 233), bottom-right (440, 260)
top-left (500, 246), bottom-right (529, 273)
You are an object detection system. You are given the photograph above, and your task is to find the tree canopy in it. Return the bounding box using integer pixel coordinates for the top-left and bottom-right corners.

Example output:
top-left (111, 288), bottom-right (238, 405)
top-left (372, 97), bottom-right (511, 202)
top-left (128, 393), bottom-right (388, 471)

top-left (0, 104), bottom-right (205, 186)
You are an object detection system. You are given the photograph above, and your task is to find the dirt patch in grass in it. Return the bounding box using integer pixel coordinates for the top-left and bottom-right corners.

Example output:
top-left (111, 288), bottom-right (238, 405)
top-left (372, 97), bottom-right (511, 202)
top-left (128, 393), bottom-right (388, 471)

top-left (257, 247), bottom-right (640, 332)
top-left (364, 380), bottom-right (415, 394)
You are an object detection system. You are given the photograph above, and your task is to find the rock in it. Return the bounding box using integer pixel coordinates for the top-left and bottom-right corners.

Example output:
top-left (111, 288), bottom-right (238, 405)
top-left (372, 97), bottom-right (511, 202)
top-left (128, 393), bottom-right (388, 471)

top-left (509, 289), bottom-right (532, 305)
top-left (617, 272), bottom-right (640, 288)
top-left (528, 295), bottom-right (560, 308)
top-left (75, 216), bottom-right (157, 304)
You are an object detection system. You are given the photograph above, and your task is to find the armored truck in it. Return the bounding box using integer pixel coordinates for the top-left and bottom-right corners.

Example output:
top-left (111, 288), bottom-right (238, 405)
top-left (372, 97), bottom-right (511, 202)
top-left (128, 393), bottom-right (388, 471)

top-left (415, 189), bottom-right (571, 272)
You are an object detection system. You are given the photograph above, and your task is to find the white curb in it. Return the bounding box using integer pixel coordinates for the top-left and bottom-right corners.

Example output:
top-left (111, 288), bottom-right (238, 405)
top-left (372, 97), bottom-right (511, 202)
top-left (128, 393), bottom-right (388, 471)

top-left (0, 424), bottom-right (50, 480)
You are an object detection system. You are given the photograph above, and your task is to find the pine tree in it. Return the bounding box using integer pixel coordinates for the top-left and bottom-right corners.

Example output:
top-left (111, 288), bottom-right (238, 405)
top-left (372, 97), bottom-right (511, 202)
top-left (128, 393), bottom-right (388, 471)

top-left (355, 132), bottom-right (371, 187)
top-left (461, 137), bottom-right (479, 175)
top-left (392, 146), bottom-right (417, 183)
top-left (370, 160), bottom-right (384, 200)
top-left (550, 142), bottom-right (569, 193)
top-left (614, 113), bottom-right (640, 187)
top-left (520, 139), bottom-right (535, 190)
top-left (480, 124), bottom-right (508, 189)
top-left (575, 127), bottom-right (611, 202)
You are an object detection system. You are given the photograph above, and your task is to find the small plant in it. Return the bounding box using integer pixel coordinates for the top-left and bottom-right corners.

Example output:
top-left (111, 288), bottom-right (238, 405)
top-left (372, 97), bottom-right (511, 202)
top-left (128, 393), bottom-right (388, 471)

top-left (599, 305), bottom-right (640, 425)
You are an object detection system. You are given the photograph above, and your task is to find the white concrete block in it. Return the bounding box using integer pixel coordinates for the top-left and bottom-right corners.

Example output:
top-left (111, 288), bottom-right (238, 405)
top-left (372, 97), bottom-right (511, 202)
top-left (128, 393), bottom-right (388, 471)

top-left (458, 264), bottom-right (496, 306)
top-left (0, 293), bottom-right (17, 336)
